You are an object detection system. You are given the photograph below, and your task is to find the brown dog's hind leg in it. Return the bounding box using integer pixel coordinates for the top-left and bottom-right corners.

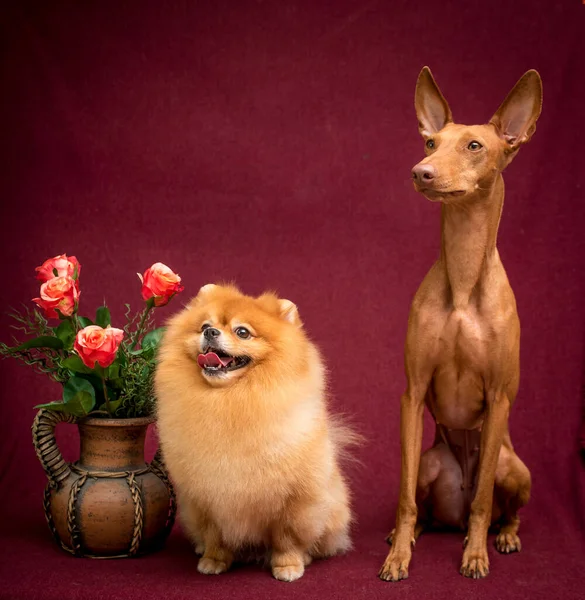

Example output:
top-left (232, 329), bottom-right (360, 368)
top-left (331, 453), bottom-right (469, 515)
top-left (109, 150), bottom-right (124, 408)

top-left (386, 442), bottom-right (466, 545)
top-left (493, 444), bottom-right (530, 554)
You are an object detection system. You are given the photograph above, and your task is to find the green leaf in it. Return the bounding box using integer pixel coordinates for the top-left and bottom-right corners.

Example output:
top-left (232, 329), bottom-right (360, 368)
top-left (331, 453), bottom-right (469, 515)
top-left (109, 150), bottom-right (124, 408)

top-left (100, 398), bottom-right (123, 415)
top-left (54, 320), bottom-right (75, 348)
top-left (62, 355), bottom-right (93, 374)
top-left (16, 336), bottom-right (64, 351)
top-left (142, 327), bottom-right (166, 350)
top-left (95, 306), bottom-right (111, 328)
top-left (78, 316), bottom-right (93, 328)
top-left (34, 401), bottom-right (67, 412)
top-left (116, 350), bottom-right (128, 367)
top-left (63, 391), bottom-right (94, 417)
top-left (63, 376), bottom-right (96, 409)
top-left (107, 363), bottom-right (120, 379)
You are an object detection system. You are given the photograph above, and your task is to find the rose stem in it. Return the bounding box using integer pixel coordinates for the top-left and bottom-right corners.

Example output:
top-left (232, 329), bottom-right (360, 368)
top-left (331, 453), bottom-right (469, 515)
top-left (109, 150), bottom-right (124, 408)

top-left (130, 303), bottom-right (153, 350)
top-left (100, 373), bottom-right (112, 415)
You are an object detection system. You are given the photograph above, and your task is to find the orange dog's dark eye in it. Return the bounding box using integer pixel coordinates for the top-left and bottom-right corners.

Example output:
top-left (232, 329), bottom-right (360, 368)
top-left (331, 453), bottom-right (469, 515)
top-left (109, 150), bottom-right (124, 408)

top-left (468, 141), bottom-right (482, 151)
top-left (426, 139), bottom-right (435, 150)
top-left (201, 323), bottom-right (210, 332)
top-left (235, 327), bottom-right (251, 339)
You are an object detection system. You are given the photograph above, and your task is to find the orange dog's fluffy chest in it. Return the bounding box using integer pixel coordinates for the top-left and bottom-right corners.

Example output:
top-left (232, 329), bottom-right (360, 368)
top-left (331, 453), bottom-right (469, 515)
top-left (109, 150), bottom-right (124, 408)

top-left (159, 390), bottom-right (331, 541)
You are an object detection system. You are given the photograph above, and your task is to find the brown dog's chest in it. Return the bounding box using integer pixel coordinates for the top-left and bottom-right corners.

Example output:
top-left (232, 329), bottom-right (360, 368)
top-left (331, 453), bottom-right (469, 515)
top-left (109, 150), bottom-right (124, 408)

top-left (426, 303), bottom-right (497, 429)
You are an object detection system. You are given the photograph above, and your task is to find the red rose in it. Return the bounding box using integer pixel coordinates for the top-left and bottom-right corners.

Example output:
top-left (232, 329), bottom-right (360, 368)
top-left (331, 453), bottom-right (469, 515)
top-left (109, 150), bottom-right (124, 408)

top-left (140, 262), bottom-right (184, 307)
top-left (74, 325), bottom-right (124, 369)
top-left (32, 276), bottom-right (79, 319)
top-left (36, 254), bottom-right (81, 288)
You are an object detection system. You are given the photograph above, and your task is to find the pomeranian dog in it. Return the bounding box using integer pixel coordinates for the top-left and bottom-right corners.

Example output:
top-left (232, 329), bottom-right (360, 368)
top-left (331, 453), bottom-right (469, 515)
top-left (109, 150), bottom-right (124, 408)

top-left (154, 283), bottom-right (354, 582)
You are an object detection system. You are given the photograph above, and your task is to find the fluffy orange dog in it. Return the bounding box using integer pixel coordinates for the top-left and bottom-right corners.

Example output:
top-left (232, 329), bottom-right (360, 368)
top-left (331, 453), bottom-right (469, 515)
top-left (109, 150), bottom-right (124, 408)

top-left (155, 284), bottom-right (353, 582)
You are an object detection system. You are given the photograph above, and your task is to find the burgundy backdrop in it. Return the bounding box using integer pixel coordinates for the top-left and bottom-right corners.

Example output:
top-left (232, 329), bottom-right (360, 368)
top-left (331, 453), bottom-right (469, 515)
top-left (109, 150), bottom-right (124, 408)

top-left (1, 1), bottom-right (584, 599)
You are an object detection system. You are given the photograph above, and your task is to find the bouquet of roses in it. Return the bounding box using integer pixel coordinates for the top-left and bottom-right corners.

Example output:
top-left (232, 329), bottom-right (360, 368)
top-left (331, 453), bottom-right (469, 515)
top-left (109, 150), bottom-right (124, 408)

top-left (0, 255), bottom-right (184, 418)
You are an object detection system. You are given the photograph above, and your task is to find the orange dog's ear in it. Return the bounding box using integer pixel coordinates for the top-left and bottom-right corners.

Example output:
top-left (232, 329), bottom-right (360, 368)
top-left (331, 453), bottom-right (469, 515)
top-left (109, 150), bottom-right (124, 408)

top-left (198, 283), bottom-right (218, 295)
top-left (415, 66), bottom-right (453, 137)
top-left (278, 299), bottom-right (302, 327)
top-left (490, 70), bottom-right (542, 149)
top-left (188, 283), bottom-right (218, 307)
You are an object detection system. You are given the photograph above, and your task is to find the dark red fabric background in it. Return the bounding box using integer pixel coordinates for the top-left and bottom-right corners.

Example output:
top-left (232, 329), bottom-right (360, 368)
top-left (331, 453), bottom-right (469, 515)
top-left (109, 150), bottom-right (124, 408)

top-left (1, 1), bottom-right (584, 598)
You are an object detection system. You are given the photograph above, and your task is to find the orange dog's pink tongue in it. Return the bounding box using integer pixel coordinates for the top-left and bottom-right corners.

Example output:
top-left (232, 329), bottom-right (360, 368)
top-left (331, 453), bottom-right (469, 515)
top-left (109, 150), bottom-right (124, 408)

top-left (197, 352), bottom-right (234, 368)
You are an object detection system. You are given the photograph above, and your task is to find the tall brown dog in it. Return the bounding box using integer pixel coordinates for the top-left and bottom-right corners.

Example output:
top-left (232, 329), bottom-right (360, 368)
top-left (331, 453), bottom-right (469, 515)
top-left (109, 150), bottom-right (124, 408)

top-left (379, 67), bottom-right (542, 581)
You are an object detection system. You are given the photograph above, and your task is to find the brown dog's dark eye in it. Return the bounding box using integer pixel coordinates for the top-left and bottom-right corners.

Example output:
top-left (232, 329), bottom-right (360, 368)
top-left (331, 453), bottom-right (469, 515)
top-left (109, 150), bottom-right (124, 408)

top-left (468, 141), bottom-right (482, 151)
top-left (201, 323), bottom-right (210, 332)
top-left (426, 139), bottom-right (435, 150)
top-left (235, 327), bottom-right (251, 339)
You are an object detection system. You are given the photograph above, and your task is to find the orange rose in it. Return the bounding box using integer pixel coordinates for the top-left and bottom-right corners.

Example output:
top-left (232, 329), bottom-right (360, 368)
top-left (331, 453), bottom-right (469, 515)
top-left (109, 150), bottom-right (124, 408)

top-left (74, 325), bottom-right (124, 368)
top-left (140, 262), bottom-right (184, 307)
top-left (33, 276), bottom-right (79, 319)
top-left (36, 254), bottom-right (81, 287)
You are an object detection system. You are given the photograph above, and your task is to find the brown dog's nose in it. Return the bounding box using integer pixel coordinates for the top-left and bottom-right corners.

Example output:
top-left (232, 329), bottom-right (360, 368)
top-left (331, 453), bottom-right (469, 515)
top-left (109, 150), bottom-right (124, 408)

top-left (412, 164), bottom-right (436, 183)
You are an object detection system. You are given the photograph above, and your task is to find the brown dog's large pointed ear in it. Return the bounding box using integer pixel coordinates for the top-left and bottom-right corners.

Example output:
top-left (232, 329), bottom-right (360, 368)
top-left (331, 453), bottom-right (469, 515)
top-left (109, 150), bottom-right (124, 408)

top-left (490, 70), bottom-right (542, 149)
top-left (278, 299), bottom-right (302, 327)
top-left (415, 66), bottom-right (453, 137)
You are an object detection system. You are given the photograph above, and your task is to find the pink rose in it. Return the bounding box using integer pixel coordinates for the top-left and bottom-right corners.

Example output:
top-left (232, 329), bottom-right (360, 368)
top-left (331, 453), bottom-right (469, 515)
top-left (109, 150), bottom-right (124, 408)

top-left (140, 262), bottom-right (184, 307)
top-left (74, 325), bottom-right (124, 369)
top-left (36, 254), bottom-right (81, 287)
top-left (33, 276), bottom-right (79, 319)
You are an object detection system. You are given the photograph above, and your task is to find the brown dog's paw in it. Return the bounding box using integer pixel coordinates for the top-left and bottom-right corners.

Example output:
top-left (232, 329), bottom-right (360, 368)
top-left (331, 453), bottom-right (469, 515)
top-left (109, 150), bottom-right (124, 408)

top-left (460, 549), bottom-right (490, 579)
top-left (495, 532), bottom-right (522, 554)
top-left (378, 547), bottom-right (411, 582)
top-left (272, 564), bottom-right (305, 582)
top-left (197, 557), bottom-right (229, 575)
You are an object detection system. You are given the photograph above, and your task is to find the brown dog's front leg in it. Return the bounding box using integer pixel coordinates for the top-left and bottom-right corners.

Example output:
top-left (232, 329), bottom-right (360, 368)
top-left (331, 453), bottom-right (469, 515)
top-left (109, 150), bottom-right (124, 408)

top-left (460, 391), bottom-right (510, 579)
top-left (379, 391), bottom-right (425, 582)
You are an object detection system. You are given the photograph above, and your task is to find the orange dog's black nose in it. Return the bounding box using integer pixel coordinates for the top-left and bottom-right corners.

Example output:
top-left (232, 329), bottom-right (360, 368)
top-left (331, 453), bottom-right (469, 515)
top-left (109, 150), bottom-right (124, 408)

top-left (412, 164), bottom-right (436, 182)
top-left (204, 327), bottom-right (221, 340)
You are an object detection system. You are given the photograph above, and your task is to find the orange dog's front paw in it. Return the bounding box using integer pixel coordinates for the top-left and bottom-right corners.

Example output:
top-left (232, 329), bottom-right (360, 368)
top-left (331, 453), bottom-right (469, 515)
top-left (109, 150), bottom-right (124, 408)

top-left (378, 545), bottom-right (412, 582)
top-left (197, 557), bottom-right (229, 575)
top-left (460, 547), bottom-right (490, 579)
top-left (272, 564), bottom-right (305, 582)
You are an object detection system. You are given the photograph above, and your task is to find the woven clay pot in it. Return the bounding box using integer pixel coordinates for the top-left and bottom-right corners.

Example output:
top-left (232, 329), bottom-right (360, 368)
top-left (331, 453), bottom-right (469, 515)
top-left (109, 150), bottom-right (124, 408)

top-left (32, 408), bottom-right (176, 558)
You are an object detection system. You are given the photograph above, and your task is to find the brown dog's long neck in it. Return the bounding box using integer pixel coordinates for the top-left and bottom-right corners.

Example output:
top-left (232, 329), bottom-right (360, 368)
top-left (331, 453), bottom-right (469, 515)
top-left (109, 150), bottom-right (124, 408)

top-left (440, 175), bottom-right (505, 309)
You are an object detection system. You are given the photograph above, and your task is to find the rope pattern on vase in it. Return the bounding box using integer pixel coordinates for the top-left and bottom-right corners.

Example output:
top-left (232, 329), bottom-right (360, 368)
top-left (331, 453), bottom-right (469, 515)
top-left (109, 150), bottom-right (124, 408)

top-left (66, 471), bottom-right (88, 556)
top-left (126, 472), bottom-right (144, 556)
